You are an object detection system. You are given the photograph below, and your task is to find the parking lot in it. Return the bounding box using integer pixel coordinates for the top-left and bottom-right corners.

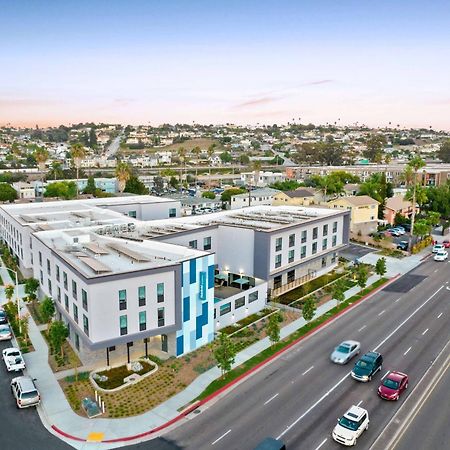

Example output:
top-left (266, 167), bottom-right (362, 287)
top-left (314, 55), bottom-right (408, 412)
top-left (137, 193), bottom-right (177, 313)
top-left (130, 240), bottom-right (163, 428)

top-left (340, 243), bottom-right (377, 261)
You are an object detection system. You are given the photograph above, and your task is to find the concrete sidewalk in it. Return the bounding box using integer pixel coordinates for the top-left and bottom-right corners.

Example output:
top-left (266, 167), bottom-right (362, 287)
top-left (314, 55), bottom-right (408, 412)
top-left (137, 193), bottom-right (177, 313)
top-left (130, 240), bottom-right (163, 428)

top-left (20, 253), bottom-right (427, 449)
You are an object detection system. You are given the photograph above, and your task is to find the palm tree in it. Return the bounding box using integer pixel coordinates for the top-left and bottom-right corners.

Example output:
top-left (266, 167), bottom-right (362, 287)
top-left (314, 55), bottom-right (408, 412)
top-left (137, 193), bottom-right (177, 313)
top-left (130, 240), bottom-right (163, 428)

top-left (207, 143), bottom-right (216, 189)
top-left (191, 146), bottom-right (202, 179)
top-left (34, 147), bottom-right (49, 197)
top-left (251, 160), bottom-right (262, 187)
top-left (70, 143), bottom-right (86, 197)
top-left (178, 146), bottom-right (187, 183)
top-left (115, 161), bottom-right (131, 193)
top-left (406, 156), bottom-right (426, 247)
top-left (50, 161), bottom-right (63, 180)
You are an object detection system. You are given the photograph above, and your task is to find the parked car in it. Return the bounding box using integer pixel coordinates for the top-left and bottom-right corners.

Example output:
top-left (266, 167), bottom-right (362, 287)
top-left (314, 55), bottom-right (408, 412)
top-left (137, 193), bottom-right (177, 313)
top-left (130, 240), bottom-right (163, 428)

top-left (332, 405), bottom-right (370, 446)
top-left (402, 224), bottom-right (411, 232)
top-left (397, 240), bottom-right (409, 251)
top-left (442, 240), bottom-right (450, 248)
top-left (0, 309), bottom-right (7, 325)
top-left (330, 340), bottom-right (361, 365)
top-left (388, 228), bottom-right (402, 237)
top-left (432, 243), bottom-right (445, 253)
top-left (351, 351), bottom-right (383, 382)
top-left (253, 437), bottom-right (286, 450)
top-left (0, 324), bottom-right (12, 341)
top-left (10, 376), bottom-right (40, 408)
top-left (2, 347), bottom-right (26, 372)
top-left (378, 371), bottom-right (408, 400)
top-left (434, 250), bottom-right (448, 261)
top-left (393, 227), bottom-right (406, 235)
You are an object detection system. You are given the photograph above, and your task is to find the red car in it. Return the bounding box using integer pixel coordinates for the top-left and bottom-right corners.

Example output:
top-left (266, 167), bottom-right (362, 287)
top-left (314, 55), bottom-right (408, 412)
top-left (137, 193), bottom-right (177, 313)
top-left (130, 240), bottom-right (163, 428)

top-left (443, 240), bottom-right (450, 248)
top-left (378, 371), bottom-right (408, 400)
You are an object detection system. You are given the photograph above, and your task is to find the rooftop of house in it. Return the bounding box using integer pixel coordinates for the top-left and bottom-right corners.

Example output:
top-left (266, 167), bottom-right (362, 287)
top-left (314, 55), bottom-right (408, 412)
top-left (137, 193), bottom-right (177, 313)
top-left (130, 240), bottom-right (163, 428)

top-left (385, 196), bottom-right (413, 211)
top-left (232, 187), bottom-right (281, 199)
top-left (279, 188), bottom-right (316, 198)
top-left (330, 195), bottom-right (379, 206)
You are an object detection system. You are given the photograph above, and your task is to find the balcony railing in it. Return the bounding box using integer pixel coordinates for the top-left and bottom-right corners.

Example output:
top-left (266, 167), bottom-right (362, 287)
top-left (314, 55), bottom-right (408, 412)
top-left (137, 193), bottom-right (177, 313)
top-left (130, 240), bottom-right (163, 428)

top-left (271, 271), bottom-right (316, 297)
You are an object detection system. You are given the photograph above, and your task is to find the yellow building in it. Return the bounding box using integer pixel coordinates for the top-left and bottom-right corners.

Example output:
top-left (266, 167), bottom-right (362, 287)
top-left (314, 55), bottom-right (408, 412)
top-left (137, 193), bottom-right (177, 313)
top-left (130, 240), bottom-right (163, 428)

top-left (328, 195), bottom-right (379, 235)
top-left (272, 188), bottom-right (318, 206)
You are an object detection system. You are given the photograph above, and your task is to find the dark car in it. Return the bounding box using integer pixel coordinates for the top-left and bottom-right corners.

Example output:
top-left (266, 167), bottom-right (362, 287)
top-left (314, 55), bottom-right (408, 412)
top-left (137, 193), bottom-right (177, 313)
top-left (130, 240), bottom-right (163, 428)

top-left (402, 224), bottom-right (411, 232)
top-left (253, 437), bottom-right (286, 450)
top-left (397, 241), bottom-right (409, 251)
top-left (378, 371), bottom-right (408, 401)
top-left (0, 310), bottom-right (7, 325)
top-left (351, 351), bottom-right (383, 382)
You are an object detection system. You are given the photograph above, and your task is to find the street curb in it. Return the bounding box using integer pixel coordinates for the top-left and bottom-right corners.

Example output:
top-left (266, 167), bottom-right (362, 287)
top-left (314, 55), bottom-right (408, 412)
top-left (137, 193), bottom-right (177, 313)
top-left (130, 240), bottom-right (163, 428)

top-left (50, 275), bottom-right (399, 444)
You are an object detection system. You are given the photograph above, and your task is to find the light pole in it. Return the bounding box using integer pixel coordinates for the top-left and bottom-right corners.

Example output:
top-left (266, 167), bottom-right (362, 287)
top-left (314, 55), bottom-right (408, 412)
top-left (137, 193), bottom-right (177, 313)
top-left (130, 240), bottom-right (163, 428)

top-left (5, 267), bottom-right (21, 334)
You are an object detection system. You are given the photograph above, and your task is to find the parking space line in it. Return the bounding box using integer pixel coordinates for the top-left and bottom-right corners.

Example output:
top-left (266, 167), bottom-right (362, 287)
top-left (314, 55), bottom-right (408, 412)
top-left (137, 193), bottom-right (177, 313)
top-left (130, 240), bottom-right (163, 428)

top-left (422, 328), bottom-right (429, 336)
top-left (404, 347), bottom-right (412, 356)
top-left (378, 310), bottom-right (386, 317)
top-left (437, 312), bottom-right (443, 318)
top-left (395, 297), bottom-right (402, 303)
top-left (381, 370), bottom-right (390, 380)
top-left (302, 366), bottom-right (314, 376)
top-left (356, 400), bottom-right (363, 407)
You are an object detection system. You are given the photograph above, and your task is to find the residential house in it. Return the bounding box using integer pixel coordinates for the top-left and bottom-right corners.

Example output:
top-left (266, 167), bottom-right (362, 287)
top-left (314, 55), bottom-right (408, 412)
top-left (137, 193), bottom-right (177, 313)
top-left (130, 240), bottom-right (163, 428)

top-left (12, 182), bottom-right (35, 199)
top-left (272, 188), bottom-right (320, 206)
top-left (384, 196), bottom-right (415, 225)
top-left (231, 188), bottom-right (280, 209)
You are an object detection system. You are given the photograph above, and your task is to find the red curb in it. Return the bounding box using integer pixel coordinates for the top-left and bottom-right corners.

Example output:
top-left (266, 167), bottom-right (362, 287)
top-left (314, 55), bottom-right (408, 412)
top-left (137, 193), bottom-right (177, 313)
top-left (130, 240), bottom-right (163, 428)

top-left (51, 275), bottom-right (398, 444)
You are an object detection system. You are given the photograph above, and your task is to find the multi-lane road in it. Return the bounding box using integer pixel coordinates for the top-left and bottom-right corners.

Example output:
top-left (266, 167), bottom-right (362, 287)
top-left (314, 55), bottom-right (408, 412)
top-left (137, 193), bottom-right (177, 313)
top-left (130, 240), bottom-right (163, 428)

top-left (155, 258), bottom-right (450, 450)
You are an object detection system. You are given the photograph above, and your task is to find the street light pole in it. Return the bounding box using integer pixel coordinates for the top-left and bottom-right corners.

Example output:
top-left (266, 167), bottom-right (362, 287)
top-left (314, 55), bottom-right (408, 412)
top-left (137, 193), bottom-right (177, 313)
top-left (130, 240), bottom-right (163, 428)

top-left (15, 270), bottom-right (21, 334)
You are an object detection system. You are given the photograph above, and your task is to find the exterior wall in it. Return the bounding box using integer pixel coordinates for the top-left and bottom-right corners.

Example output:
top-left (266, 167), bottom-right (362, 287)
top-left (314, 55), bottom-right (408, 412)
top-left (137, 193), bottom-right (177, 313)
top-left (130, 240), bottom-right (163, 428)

top-left (272, 193), bottom-right (314, 206)
top-left (154, 226), bottom-right (218, 254)
top-left (99, 200), bottom-right (181, 221)
top-left (329, 199), bottom-right (378, 233)
top-left (231, 194), bottom-right (275, 210)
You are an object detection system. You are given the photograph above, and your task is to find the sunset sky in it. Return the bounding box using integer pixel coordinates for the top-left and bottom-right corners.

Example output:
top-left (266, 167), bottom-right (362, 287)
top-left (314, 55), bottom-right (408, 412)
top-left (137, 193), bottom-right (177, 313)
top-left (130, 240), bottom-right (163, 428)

top-left (2, 0), bottom-right (450, 129)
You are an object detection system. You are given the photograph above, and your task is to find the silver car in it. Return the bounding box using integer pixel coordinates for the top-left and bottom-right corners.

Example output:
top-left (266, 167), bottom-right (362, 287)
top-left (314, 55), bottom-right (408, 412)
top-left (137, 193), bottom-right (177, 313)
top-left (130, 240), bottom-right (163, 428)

top-left (331, 340), bottom-right (361, 364)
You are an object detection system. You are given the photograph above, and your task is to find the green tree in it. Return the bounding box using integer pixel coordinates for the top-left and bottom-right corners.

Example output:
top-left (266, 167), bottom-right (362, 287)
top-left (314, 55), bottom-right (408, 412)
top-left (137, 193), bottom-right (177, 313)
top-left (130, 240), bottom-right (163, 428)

top-left (207, 143), bottom-right (217, 189)
top-left (24, 278), bottom-right (40, 302)
top-left (0, 183), bottom-right (18, 202)
top-left (221, 188), bottom-right (246, 203)
top-left (251, 160), bottom-right (262, 187)
top-left (89, 127), bottom-right (97, 148)
top-left (48, 161), bottom-right (64, 180)
top-left (375, 257), bottom-right (387, 278)
top-left (213, 333), bottom-right (237, 376)
top-left (406, 156), bottom-right (426, 244)
top-left (267, 312), bottom-right (281, 346)
top-left (239, 154), bottom-right (250, 165)
top-left (219, 151), bottom-right (232, 163)
top-left (191, 145), bottom-right (202, 177)
top-left (331, 278), bottom-right (346, 307)
top-left (269, 180), bottom-right (302, 191)
top-left (124, 176), bottom-right (149, 195)
top-left (202, 191), bottom-right (216, 199)
top-left (44, 181), bottom-right (77, 199)
top-left (40, 296), bottom-right (55, 323)
top-left (358, 173), bottom-right (393, 219)
top-left (169, 176), bottom-right (179, 189)
top-left (83, 176), bottom-right (97, 195)
top-left (413, 219), bottom-right (431, 239)
top-left (437, 139), bottom-right (450, 163)
top-left (356, 265), bottom-right (369, 289)
top-left (115, 161), bottom-right (132, 193)
top-left (363, 135), bottom-right (387, 163)
top-left (70, 143), bottom-right (86, 196)
top-left (302, 296), bottom-right (316, 322)
top-left (153, 176), bottom-right (165, 194)
top-left (178, 146), bottom-right (187, 181)
top-left (4, 284), bottom-right (15, 302)
top-left (48, 320), bottom-right (69, 357)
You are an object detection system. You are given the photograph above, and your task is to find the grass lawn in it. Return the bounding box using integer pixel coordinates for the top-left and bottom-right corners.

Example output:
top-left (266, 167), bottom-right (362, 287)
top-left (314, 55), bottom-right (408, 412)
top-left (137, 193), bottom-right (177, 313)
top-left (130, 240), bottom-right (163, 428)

top-left (27, 301), bottom-right (46, 325)
top-left (94, 361), bottom-right (154, 390)
top-left (220, 308), bottom-right (274, 335)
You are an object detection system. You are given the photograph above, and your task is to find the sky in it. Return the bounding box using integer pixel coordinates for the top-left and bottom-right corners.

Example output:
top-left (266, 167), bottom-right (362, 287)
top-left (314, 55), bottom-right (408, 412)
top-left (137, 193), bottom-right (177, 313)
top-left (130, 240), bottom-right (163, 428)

top-left (1, 0), bottom-right (450, 129)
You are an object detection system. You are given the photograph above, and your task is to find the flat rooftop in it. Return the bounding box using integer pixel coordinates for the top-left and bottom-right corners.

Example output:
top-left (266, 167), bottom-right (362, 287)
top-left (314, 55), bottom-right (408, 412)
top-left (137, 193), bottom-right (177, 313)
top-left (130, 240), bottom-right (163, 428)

top-left (36, 229), bottom-right (208, 278)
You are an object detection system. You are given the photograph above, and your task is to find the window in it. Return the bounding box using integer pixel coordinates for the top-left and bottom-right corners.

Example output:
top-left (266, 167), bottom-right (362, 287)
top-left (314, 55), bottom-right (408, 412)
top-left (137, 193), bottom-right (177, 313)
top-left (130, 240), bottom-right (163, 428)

top-left (119, 290), bottom-right (127, 310)
top-left (157, 283), bottom-right (164, 303)
top-left (312, 227), bottom-right (318, 240)
top-left (169, 208), bottom-right (177, 218)
top-left (288, 249), bottom-right (295, 263)
top-left (189, 240), bottom-right (197, 249)
top-left (322, 238), bottom-right (328, 250)
top-left (83, 314), bottom-right (89, 336)
top-left (274, 275), bottom-right (282, 289)
top-left (47, 259), bottom-right (51, 275)
top-left (73, 304), bottom-right (78, 323)
top-left (72, 280), bottom-right (77, 299)
top-left (128, 210), bottom-right (137, 218)
top-left (82, 289), bottom-right (88, 311)
top-left (56, 265), bottom-right (60, 282)
top-left (370, 215), bottom-right (375, 220)
top-left (301, 230), bottom-right (307, 243)
top-left (157, 307), bottom-right (165, 327)
top-left (139, 311), bottom-right (146, 331)
top-left (275, 254), bottom-right (282, 268)
top-left (332, 235), bottom-right (337, 247)
top-left (323, 224), bottom-right (328, 236)
top-left (48, 279), bottom-right (52, 295)
top-left (138, 286), bottom-right (146, 306)
top-left (203, 236), bottom-right (211, 250)
top-left (333, 221), bottom-right (338, 233)
top-left (38, 251), bottom-right (42, 266)
top-left (75, 333), bottom-right (80, 351)
top-left (275, 237), bottom-right (282, 252)
top-left (312, 242), bottom-right (318, 254)
top-left (120, 315), bottom-right (128, 335)
top-left (220, 302), bottom-right (231, 316)
top-left (249, 291), bottom-right (259, 303)
top-left (64, 294), bottom-right (69, 312)
top-left (40, 270), bottom-right (43, 285)
top-left (301, 245), bottom-right (307, 259)
top-left (322, 257), bottom-right (327, 268)
top-left (289, 234), bottom-right (295, 247)
top-left (57, 287), bottom-right (61, 303)
top-left (331, 252), bottom-right (337, 263)
top-left (287, 270), bottom-right (295, 283)
top-left (235, 297), bottom-right (245, 309)
top-left (63, 272), bottom-right (68, 290)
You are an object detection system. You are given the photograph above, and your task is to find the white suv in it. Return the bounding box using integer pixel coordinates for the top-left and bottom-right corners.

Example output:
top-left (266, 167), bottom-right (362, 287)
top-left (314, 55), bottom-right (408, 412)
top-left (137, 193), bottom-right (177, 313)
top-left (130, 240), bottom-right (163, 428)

top-left (332, 405), bottom-right (369, 446)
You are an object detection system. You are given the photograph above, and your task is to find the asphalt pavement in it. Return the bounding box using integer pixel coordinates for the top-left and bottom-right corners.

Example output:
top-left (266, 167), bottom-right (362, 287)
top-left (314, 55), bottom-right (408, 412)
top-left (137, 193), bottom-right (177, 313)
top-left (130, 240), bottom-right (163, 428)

top-left (340, 243), bottom-right (377, 261)
top-left (157, 258), bottom-right (450, 450)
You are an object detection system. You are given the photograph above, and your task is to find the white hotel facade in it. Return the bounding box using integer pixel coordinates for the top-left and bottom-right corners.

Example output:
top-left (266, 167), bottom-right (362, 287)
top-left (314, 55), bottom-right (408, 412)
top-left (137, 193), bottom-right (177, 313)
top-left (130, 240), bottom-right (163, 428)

top-left (0, 195), bottom-right (349, 365)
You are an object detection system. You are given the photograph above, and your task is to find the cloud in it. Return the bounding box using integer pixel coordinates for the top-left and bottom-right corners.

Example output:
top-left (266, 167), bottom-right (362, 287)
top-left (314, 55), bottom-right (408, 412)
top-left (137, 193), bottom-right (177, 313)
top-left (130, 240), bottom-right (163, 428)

top-left (302, 79), bottom-right (334, 86)
top-left (235, 96), bottom-right (280, 109)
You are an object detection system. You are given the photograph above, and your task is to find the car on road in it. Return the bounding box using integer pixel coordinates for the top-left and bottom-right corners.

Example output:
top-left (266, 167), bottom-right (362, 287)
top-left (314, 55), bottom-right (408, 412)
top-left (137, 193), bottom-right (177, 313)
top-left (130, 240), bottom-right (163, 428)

top-left (0, 324), bottom-right (12, 341)
top-left (0, 309), bottom-right (7, 325)
top-left (2, 347), bottom-right (26, 372)
top-left (330, 340), bottom-right (361, 364)
top-left (10, 376), bottom-right (40, 408)
top-left (443, 240), bottom-right (450, 248)
top-left (434, 250), bottom-right (448, 261)
top-left (351, 351), bottom-right (383, 382)
top-left (396, 240), bottom-right (409, 251)
top-left (332, 405), bottom-right (370, 446)
top-left (432, 243), bottom-right (445, 253)
top-left (253, 437), bottom-right (286, 450)
top-left (378, 371), bottom-right (408, 401)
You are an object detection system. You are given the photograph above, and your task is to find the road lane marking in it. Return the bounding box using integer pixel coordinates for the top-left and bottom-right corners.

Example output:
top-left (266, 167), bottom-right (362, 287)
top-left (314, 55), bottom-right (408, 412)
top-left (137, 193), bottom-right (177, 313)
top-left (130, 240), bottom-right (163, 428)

top-left (378, 309), bottom-right (386, 316)
top-left (314, 438), bottom-right (328, 450)
top-left (211, 429), bottom-right (231, 446)
top-left (434, 269), bottom-right (439, 273)
top-left (358, 325), bottom-right (367, 332)
top-left (395, 297), bottom-right (402, 303)
top-left (373, 285), bottom-right (444, 352)
top-left (437, 312), bottom-right (443, 318)
top-left (382, 370), bottom-right (390, 380)
top-left (302, 366), bottom-right (314, 376)
top-left (404, 347), bottom-right (412, 356)
top-left (356, 400), bottom-right (363, 407)
top-left (264, 393), bottom-right (279, 405)
top-left (277, 372), bottom-right (350, 439)
top-left (422, 328), bottom-right (429, 336)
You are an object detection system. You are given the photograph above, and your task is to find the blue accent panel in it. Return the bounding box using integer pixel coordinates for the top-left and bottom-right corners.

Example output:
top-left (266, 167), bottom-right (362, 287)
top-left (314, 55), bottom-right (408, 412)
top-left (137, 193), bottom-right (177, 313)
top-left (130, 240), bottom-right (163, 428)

top-left (176, 335), bottom-right (184, 356)
top-left (202, 301), bottom-right (208, 326)
top-left (196, 316), bottom-right (203, 339)
top-left (199, 271), bottom-right (207, 300)
top-left (190, 330), bottom-right (196, 349)
top-left (183, 296), bottom-right (190, 322)
top-left (208, 265), bottom-right (215, 289)
top-left (190, 259), bottom-right (196, 284)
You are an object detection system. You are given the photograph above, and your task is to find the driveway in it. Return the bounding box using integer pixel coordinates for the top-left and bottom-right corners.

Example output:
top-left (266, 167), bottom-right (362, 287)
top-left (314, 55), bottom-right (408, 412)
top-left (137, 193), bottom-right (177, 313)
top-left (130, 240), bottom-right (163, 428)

top-left (340, 242), bottom-right (377, 261)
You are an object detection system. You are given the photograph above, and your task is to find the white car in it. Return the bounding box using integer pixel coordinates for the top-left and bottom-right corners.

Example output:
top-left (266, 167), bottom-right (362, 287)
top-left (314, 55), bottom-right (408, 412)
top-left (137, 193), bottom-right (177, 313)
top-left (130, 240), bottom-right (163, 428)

top-left (2, 347), bottom-right (26, 372)
top-left (0, 324), bottom-right (12, 341)
top-left (332, 405), bottom-right (370, 446)
top-left (432, 244), bottom-right (445, 253)
top-left (330, 340), bottom-right (361, 364)
top-left (434, 250), bottom-right (448, 262)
